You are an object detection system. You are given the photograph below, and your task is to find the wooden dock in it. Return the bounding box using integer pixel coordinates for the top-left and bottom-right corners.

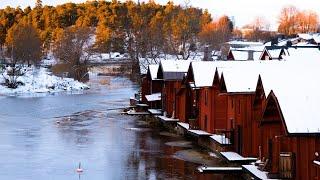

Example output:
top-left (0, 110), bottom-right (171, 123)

top-left (197, 166), bottom-right (243, 174)
top-left (220, 152), bottom-right (257, 164)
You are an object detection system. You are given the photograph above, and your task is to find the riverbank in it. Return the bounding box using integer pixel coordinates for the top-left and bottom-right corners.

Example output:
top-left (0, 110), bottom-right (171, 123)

top-left (0, 66), bottom-right (89, 95)
top-left (128, 114), bottom-right (243, 179)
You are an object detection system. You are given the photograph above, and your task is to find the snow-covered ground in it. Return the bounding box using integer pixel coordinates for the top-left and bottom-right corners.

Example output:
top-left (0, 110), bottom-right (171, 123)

top-left (89, 52), bottom-right (129, 63)
top-left (0, 67), bottom-right (89, 95)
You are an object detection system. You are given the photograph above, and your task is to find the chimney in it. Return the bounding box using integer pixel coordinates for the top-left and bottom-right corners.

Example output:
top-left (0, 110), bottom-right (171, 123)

top-left (203, 46), bottom-right (209, 61)
top-left (247, 50), bottom-right (254, 60)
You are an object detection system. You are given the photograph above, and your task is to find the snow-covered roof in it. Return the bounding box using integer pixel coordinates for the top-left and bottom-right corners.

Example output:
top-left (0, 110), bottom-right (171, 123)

top-left (188, 129), bottom-right (212, 136)
top-left (166, 47), bottom-right (320, 134)
top-left (148, 109), bottom-right (162, 115)
top-left (220, 65), bottom-right (259, 93)
top-left (151, 47), bottom-right (320, 134)
top-left (182, 59), bottom-right (279, 93)
top-left (298, 33), bottom-right (314, 40)
top-left (228, 41), bottom-right (264, 46)
top-left (158, 60), bottom-right (191, 80)
top-left (141, 47), bottom-right (320, 134)
top-left (177, 122), bottom-right (189, 130)
top-left (145, 93), bottom-right (161, 102)
top-left (158, 115), bottom-right (179, 122)
top-left (260, 48), bottom-right (320, 134)
top-left (147, 64), bottom-right (159, 80)
top-left (210, 134), bottom-right (231, 145)
top-left (242, 165), bottom-right (275, 180)
top-left (230, 50), bottom-right (261, 61)
top-left (266, 48), bottom-right (286, 59)
top-left (139, 58), bottom-right (159, 74)
top-left (160, 60), bottom-right (191, 72)
top-left (190, 61), bottom-right (217, 87)
top-left (220, 152), bottom-right (257, 161)
top-left (294, 42), bottom-right (318, 46)
top-left (313, 34), bottom-right (320, 43)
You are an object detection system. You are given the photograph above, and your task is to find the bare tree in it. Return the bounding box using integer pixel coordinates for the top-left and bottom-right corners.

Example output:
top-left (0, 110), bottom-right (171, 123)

top-left (251, 16), bottom-right (270, 31)
top-left (53, 26), bottom-right (94, 81)
top-left (243, 16), bottom-right (273, 42)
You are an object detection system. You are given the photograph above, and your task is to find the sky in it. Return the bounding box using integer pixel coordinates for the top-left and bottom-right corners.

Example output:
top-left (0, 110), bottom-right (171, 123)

top-left (1, 0), bottom-right (320, 30)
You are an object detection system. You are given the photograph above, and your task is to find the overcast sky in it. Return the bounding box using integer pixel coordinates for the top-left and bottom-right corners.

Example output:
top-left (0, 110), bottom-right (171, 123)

top-left (1, 0), bottom-right (320, 30)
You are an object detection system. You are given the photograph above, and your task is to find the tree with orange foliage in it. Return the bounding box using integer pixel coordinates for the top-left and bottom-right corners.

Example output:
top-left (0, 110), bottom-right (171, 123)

top-left (278, 5), bottom-right (299, 35)
top-left (296, 10), bottom-right (319, 33)
top-left (198, 15), bottom-right (233, 50)
top-left (278, 5), bottom-right (319, 35)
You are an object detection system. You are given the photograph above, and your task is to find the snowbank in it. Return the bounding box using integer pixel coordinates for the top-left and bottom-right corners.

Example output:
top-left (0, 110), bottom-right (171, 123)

top-left (89, 52), bottom-right (129, 63)
top-left (0, 67), bottom-right (89, 95)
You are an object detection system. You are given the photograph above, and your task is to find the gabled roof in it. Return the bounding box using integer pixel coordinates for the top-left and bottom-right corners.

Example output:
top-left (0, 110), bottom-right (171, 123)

top-left (228, 50), bottom-right (261, 61)
top-left (189, 61), bottom-right (217, 87)
top-left (219, 66), bottom-right (259, 93)
top-left (259, 48), bottom-right (320, 134)
top-left (157, 60), bottom-right (191, 80)
top-left (139, 58), bottom-right (159, 75)
top-left (147, 64), bottom-right (159, 80)
top-left (260, 47), bottom-right (287, 60)
top-left (187, 60), bottom-right (265, 90)
top-left (212, 68), bottom-right (220, 86)
top-left (214, 60), bottom-right (279, 93)
top-left (160, 60), bottom-right (191, 72)
top-left (312, 34), bottom-right (320, 43)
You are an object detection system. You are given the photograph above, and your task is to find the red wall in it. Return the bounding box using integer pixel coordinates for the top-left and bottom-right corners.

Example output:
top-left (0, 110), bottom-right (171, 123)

top-left (141, 76), bottom-right (148, 103)
top-left (265, 135), bottom-right (320, 179)
top-left (162, 81), bottom-right (182, 117)
top-left (176, 87), bottom-right (187, 122)
top-left (225, 94), bottom-right (256, 156)
top-left (212, 90), bottom-right (228, 132)
top-left (198, 88), bottom-right (212, 133)
top-left (315, 163), bottom-right (320, 180)
top-left (195, 86), bottom-right (229, 136)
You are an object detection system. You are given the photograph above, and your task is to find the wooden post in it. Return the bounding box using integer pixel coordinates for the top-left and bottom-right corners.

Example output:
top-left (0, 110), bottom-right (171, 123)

top-left (259, 145), bottom-right (262, 161)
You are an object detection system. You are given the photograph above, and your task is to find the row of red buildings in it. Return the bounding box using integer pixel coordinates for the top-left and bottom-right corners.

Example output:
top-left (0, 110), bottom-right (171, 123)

top-left (139, 48), bottom-right (320, 179)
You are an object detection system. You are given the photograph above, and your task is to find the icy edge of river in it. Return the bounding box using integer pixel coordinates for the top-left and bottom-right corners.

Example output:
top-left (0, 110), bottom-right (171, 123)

top-left (0, 67), bottom-right (89, 95)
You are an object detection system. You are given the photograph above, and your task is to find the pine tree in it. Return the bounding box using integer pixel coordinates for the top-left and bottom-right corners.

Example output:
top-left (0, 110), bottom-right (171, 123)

top-left (36, 0), bottom-right (42, 9)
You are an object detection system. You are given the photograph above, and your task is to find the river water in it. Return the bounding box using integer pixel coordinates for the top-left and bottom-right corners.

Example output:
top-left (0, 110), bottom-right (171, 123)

top-left (0, 75), bottom-right (238, 180)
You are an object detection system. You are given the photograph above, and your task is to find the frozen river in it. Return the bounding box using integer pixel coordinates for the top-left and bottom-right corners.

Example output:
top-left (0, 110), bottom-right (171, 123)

top-left (0, 75), bottom-right (237, 180)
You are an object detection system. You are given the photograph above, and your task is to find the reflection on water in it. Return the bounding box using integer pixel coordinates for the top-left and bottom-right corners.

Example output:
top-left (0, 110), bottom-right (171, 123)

top-left (0, 75), bottom-right (240, 179)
